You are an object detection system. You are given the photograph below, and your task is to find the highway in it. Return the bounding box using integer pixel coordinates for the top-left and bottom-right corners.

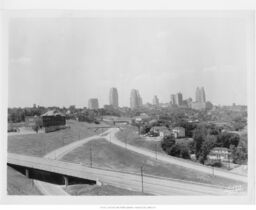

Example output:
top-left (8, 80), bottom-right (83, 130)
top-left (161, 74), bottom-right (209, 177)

top-left (33, 128), bottom-right (111, 195)
top-left (9, 126), bottom-right (247, 195)
top-left (109, 128), bottom-right (247, 183)
top-left (8, 153), bottom-right (240, 196)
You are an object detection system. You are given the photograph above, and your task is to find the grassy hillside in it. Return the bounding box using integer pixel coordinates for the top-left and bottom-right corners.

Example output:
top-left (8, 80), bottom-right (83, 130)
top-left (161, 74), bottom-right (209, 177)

top-left (8, 120), bottom-right (108, 157)
top-left (116, 126), bottom-right (166, 154)
top-left (62, 139), bottom-right (246, 188)
top-left (7, 166), bottom-right (42, 195)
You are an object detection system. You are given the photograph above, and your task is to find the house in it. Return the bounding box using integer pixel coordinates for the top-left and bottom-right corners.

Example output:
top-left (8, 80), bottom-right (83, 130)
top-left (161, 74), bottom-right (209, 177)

top-left (172, 127), bottom-right (185, 138)
top-left (207, 147), bottom-right (232, 163)
top-left (41, 110), bottom-right (66, 132)
top-left (150, 126), bottom-right (171, 137)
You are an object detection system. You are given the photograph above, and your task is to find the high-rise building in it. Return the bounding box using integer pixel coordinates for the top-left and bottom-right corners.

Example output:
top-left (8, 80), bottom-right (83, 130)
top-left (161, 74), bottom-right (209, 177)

top-left (153, 95), bottom-right (159, 106)
top-left (195, 86), bottom-right (206, 102)
top-left (192, 87), bottom-right (207, 110)
top-left (170, 94), bottom-right (176, 105)
top-left (200, 87), bottom-right (206, 102)
top-left (109, 87), bottom-right (119, 108)
top-left (88, 98), bottom-right (99, 109)
top-left (176, 92), bottom-right (183, 106)
top-left (130, 89), bottom-right (142, 109)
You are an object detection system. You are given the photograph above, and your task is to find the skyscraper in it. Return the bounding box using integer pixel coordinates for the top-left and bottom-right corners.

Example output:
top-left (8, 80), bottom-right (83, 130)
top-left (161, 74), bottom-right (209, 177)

top-left (195, 87), bottom-right (206, 102)
top-left (200, 87), bottom-right (206, 102)
top-left (109, 87), bottom-right (119, 108)
top-left (192, 87), bottom-right (207, 110)
top-left (195, 87), bottom-right (201, 102)
top-left (130, 89), bottom-right (142, 109)
top-left (88, 98), bottom-right (99, 109)
top-left (153, 95), bottom-right (159, 106)
top-left (176, 92), bottom-right (183, 106)
top-left (170, 94), bottom-right (177, 105)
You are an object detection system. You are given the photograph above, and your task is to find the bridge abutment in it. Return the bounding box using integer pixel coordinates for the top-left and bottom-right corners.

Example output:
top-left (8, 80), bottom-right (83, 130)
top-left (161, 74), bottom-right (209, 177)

top-left (25, 168), bottom-right (29, 178)
top-left (63, 176), bottom-right (69, 188)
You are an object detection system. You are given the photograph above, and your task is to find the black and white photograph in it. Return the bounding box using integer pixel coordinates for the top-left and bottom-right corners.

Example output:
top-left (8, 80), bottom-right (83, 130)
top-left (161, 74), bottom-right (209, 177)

top-left (0, 1), bottom-right (255, 206)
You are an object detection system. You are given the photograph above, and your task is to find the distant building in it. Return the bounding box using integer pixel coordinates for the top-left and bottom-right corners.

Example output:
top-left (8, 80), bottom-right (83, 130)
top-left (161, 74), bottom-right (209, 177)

top-left (41, 110), bottom-right (66, 132)
top-left (130, 89), bottom-right (142, 109)
top-left (170, 94), bottom-right (177, 105)
top-left (207, 147), bottom-right (232, 163)
top-left (191, 102), bottom-right (206, 110)
top-left (134, 113), bottom-right (151, 123)
top-left (184, 98), bottom-right (193, 108)
top-left (109, 87), bottom-right (119, 108)
top-left (153, 95), bottom-right (159, 106)
top-left (195, 87), bottom-right (206, 103)
top-left (172, 127), bottom-right (185, 138)
top-left (88, 98), bottom-right (99, 109)
top-left (193, 87), bottom-right (207, 110)
top-left (176, 92), bottom-right (183, 106)
top-left (150, 126), bottom-right (172, 137)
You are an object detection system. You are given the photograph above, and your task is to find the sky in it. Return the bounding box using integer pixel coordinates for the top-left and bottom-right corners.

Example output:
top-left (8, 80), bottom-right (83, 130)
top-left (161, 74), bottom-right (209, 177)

top-left (8, 14), bottom-right (248, 108)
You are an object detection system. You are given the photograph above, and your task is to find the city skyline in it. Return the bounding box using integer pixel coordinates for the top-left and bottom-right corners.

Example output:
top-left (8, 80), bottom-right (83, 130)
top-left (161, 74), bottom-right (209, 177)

top-left (8, 15), bottom-right (247, 108)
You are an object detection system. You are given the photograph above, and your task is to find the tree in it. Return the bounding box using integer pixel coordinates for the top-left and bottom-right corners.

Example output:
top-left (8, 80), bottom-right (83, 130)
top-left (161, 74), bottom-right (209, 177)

top-left (193, 125), bottom-right (207, 159)
top-left (199, 135), bottom-right (217, 164)
top-left (161, 135), bottom-right (176, 154)
top-left (140, 125), bottom-right (151, 135)
top-left (217, 132), bottom-right (239, 148)
top-left (168, 144), bottom-right (191, 159)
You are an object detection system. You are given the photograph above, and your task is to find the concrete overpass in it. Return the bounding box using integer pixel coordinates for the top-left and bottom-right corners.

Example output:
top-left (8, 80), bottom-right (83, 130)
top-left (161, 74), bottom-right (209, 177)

top-left (7, 153), bottom-right (242, 195)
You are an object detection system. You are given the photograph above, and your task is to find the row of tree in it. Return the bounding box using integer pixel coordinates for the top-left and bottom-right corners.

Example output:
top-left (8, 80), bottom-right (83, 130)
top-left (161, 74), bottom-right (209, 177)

top-left (161, 123), bottom-right (247, 165)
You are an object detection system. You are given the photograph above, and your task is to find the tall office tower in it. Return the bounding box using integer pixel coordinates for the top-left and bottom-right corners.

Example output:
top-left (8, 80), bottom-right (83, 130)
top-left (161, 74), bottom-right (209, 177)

top-left (109, 87), bottom-right (119, 108)
top-left (170, 94), bottom-right (177, 105)
top-left (195, 87), bottom-right (206, 102)
top-left (88, 98), bottom-right (99, 109)
top-left (200, 87), bottom-right (206, 102)
top-left (130, 89), bottom-right (142, 109)
top-left (195, 87), bottom-right (201, 102)
top-left (176, 92), bottom-right (183, 106)
top-left (153, 95), bottom-right (159, 106)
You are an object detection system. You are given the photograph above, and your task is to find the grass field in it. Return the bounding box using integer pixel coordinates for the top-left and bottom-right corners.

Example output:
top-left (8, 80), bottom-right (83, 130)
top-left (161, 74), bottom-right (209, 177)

top-left (65, 184), bottom-right (149, 196)
top-left (7, 166), bottom-right (42, 195)
top-left (61, 139), bottom-right (245, 188)
top-left (116, 126), bottom-right (166, 155)
top-left (8, 120), bottom-right (108, 157)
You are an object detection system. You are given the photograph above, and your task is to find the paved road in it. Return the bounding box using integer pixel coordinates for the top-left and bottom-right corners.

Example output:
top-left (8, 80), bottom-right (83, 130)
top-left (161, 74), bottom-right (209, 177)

top-left (8, 153), bottom-right (240, 196)
top-left (14, 126), bottom-right (246, 195)
top-left (33, 129), bottom-right (111, 195)
top-left (34, 180), bottom-right (68, 195)
top-left (109, 128), bottom-right (247, 183)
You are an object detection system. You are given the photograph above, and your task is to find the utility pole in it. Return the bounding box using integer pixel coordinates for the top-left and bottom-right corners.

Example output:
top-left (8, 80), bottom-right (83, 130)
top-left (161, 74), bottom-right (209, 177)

top-left (140, 166), bottom-right (144, 193)
top-left (212, 166), bottom-right (214, 176)
top-left (90, 144), bottom-right (93, 168)
top-left (155, 143), bottom-right (158, 160)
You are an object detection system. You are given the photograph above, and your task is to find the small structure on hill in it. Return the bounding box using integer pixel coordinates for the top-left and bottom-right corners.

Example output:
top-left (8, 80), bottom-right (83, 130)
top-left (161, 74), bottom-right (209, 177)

top-left (41, 110), bottom-right (66, 133)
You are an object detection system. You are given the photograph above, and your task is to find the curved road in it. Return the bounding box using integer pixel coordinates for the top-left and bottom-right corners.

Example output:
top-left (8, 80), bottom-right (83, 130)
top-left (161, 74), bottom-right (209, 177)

top-left (34, 128), bottom-right (111, 195)
top-left (33, 127), bottom-right (246, 195)
top-left (109, 128), bottom-right (247, 183)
